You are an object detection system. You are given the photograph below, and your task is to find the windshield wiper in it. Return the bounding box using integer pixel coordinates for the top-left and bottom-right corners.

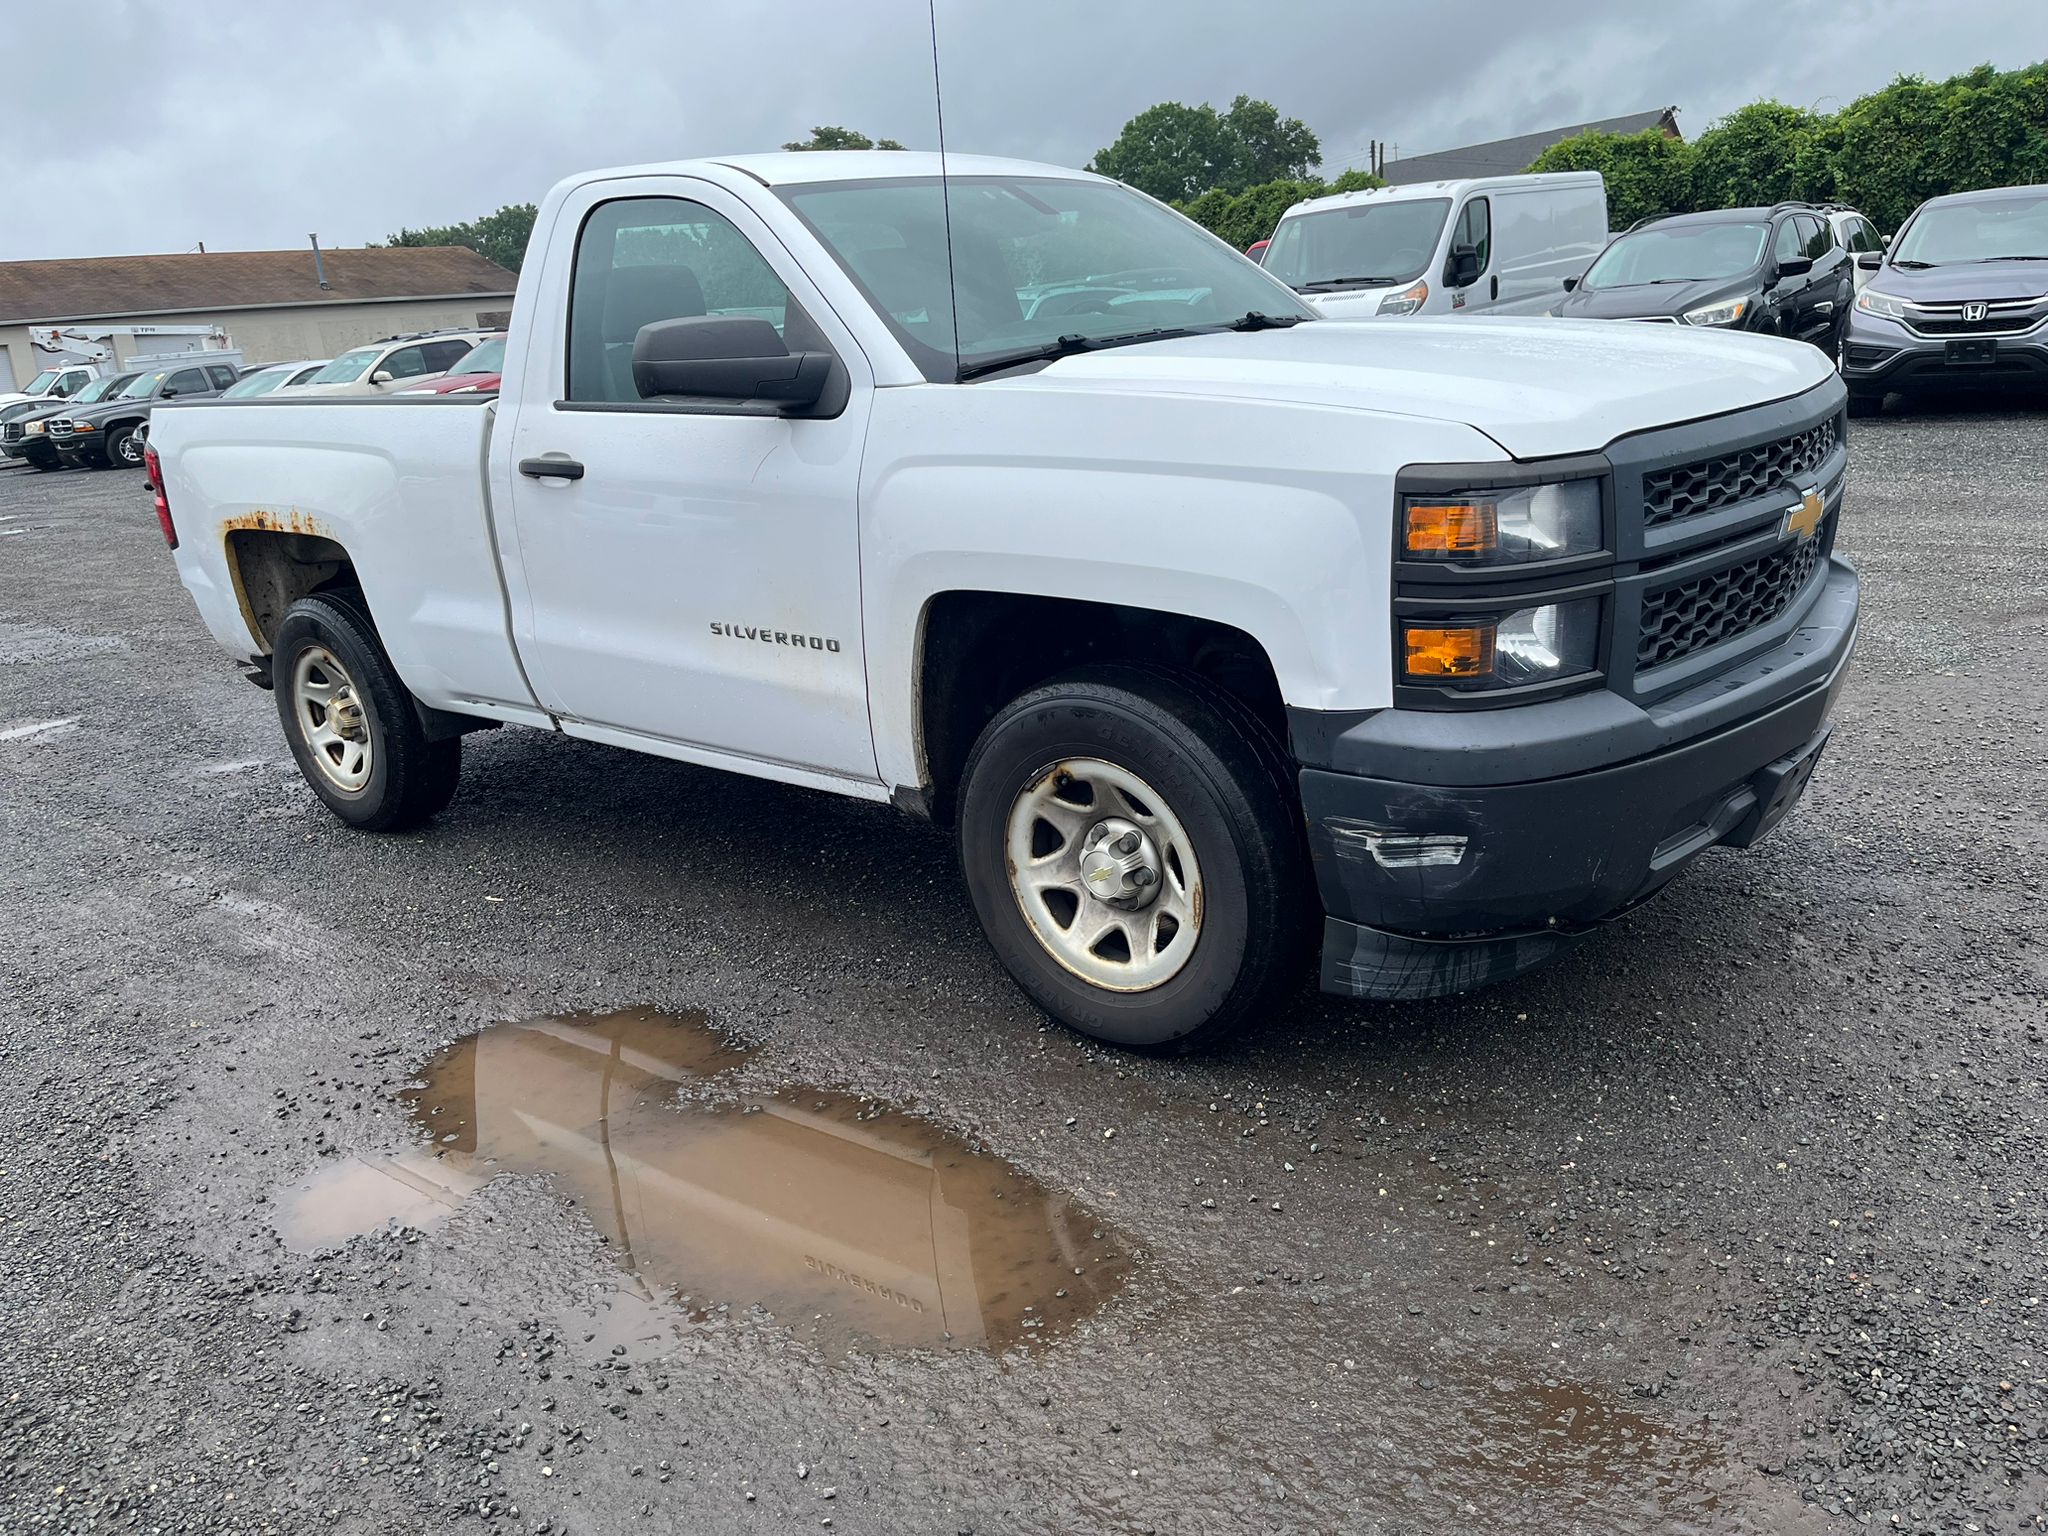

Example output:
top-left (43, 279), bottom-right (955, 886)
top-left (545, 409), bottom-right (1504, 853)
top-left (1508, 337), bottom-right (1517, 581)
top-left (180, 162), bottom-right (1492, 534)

top-left (1226, 311), bottom-right (1305, 330)
top-left (1890, 259), bottom-right (1936, 269)
top-left (1959, 254), bottom-right (2048, 261)
top-left (1298, 276), bottom-right (1401, 291)
top-left (955, 327), bottom-right (1200, 382)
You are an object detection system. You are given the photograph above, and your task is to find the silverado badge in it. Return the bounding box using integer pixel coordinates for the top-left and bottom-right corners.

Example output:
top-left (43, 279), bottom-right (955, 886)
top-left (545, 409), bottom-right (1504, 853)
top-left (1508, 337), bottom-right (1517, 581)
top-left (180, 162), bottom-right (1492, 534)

top-left (1783, 487), bottom-right (1825, 543)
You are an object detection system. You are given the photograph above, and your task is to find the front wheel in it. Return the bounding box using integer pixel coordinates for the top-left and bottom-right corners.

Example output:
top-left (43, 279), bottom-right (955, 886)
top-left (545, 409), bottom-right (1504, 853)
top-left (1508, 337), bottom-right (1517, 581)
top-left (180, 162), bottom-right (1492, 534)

top-left (105, 424), bottom-right (145, 468)
top-left (956, 665), bottom-right (1312, 1051)
top-left (272, 591), bottom-right (461, 831)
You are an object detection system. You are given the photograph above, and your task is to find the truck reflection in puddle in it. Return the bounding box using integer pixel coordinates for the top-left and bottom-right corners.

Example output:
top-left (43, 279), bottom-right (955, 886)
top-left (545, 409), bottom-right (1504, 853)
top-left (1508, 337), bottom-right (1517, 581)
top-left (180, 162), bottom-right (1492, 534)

top-left (277, 1007), bottom-right (1129, 1355)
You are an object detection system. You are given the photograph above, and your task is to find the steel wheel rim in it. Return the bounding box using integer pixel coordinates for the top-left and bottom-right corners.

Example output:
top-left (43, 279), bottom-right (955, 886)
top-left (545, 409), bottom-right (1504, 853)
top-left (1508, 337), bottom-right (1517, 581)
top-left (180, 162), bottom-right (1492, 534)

top-left (292, 645), bottom-right (373, 793)
top-left (1004, 758), bottom-right (1203, 992)
top-left (117, 430), bottom-right (144, 464)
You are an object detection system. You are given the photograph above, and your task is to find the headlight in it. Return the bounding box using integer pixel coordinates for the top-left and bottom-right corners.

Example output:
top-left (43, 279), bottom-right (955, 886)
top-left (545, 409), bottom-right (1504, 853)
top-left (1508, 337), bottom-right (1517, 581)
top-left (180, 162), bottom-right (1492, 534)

top-left (1402, 479), bottom-right (1602, 566)
top-left (1856, 288), bottom-right (1911, 321)
top-left (1402, 598), bottom-right (1602, 692)
top-left (1682, 295), bottom-right (1751, 327)
top-left (1377, 280), bottom-right (1429, 316)
top-left (25, 421), bottom-right (44, 435)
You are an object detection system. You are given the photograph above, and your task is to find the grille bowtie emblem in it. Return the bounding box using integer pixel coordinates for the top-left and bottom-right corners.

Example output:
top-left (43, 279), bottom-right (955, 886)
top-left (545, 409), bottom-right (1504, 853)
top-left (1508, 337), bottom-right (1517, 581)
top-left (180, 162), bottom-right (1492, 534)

top-left (1783, 488), bottom-right (1825, 543)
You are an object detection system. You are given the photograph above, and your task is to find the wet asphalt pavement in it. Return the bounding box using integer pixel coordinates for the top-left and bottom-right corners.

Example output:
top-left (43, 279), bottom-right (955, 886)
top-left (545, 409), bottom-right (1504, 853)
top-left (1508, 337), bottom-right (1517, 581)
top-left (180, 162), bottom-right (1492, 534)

top-left (1, 396), bottom-right (2044, 1535)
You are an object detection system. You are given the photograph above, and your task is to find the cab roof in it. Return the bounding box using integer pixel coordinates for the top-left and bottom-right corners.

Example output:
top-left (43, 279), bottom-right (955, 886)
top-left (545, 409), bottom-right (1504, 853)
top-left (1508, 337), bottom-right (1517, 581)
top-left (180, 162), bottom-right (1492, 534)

top-left (1280, 171), bottom-right (1604, 220)
top-left (599, 151), bottom-right (1108, 189)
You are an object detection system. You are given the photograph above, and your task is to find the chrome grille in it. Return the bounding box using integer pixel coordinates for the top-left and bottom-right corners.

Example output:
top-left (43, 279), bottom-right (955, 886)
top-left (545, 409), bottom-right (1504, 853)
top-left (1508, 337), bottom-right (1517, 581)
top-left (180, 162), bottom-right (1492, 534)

top-left (1642, 416), bottom-right (1839, 529)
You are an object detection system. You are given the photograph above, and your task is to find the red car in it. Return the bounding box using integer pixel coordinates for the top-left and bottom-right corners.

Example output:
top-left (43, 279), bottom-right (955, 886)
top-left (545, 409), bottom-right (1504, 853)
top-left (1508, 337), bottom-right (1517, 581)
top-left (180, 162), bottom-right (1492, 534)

top-left (1245, 239), bottom-right (1270, 263)
top-left (396, 334), bottom-right (507, 395)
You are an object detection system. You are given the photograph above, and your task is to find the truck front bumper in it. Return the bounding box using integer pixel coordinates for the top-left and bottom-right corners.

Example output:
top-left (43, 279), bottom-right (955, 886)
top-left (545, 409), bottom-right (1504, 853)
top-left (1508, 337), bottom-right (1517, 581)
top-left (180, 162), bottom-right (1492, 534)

top-left (1300, 558), bottom-right (1858, 1000)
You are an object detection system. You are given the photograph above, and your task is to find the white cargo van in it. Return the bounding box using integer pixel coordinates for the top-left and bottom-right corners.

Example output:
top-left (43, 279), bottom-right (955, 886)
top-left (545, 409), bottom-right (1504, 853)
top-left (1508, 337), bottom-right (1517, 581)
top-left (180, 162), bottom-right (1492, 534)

top-left (1262, 173), bottom-right (1608, 319)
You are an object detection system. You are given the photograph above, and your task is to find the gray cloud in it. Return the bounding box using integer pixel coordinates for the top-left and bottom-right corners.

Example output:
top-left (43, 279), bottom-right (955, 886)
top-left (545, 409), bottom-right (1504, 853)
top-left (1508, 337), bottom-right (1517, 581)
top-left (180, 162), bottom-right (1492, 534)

top-left (3, 0), bottom-right (2043, 261)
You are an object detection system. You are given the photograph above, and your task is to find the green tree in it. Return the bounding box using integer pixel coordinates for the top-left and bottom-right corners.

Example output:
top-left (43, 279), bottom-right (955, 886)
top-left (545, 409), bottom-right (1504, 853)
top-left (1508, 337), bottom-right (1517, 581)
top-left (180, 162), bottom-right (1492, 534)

top-left (783, 126), bottom-right (906, 152)
top-left (1090, 96), bottom-right (1320, 202)
top-left (1527, 127), bottom-right (1696, 227)
top-left (382, 202), bottom-right (537, 274)
top-left (1690, 102), bottom-right (1824, 208)
top-left (1829, 63), bottom-right (2048, 230)
top-left (1327, 168), bottom-right (1387, 195)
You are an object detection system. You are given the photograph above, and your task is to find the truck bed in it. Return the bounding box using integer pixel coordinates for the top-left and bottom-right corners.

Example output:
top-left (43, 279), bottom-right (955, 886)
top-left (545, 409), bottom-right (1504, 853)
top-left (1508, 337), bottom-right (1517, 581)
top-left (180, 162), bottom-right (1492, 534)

top-left (152, 396), bottom-right (544, 722)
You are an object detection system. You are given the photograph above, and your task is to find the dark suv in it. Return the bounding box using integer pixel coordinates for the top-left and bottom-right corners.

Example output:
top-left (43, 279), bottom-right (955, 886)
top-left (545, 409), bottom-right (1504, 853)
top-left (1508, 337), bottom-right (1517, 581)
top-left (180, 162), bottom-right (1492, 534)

top-left (44, 359), bottom-right (239, 468)
top-left (1841, 184), bottom-right (2048, 410)
top-left (1557, 203), bottom-right (1856, 353)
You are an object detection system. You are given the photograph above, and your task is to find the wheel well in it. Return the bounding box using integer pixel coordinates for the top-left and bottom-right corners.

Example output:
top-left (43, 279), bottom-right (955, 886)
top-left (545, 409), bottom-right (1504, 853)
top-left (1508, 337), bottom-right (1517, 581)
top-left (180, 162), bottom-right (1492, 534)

top-left (225, 529), bottom-right (358, 650)
top-left (914, 591), bottom-right (1289, 826)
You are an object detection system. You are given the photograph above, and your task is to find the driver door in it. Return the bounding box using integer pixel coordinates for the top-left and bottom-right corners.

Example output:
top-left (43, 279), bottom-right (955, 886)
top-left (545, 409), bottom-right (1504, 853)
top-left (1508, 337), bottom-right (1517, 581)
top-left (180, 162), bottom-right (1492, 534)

top-left (499, 178), bottom-right (879, 785)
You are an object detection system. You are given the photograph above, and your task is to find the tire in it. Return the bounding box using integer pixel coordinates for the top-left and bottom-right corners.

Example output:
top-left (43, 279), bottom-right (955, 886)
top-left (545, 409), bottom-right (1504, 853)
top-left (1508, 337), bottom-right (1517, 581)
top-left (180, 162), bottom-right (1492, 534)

top-left (956, 664), bottom-right (1312, 1052)
top-left (104, 424), bottom-right (145, 469)
top-left (272, 591), bottom-right (461, 831)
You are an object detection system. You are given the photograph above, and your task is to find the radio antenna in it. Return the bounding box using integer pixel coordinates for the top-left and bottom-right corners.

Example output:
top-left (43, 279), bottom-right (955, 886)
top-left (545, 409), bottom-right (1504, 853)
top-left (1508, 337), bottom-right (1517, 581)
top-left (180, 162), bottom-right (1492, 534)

top-left (928, 0), bottom-right (963, 379)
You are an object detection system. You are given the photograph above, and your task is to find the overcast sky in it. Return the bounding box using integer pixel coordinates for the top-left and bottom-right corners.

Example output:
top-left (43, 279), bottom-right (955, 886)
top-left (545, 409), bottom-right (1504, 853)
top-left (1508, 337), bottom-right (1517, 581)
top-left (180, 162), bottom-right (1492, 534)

top-left (4, 0), bottom-right (2044, 263)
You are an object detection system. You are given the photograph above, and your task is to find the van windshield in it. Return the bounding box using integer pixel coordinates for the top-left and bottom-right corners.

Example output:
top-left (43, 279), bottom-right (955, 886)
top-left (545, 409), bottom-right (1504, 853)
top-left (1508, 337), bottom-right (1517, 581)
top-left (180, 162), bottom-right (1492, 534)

top-left (1261, 199), bottom-right (1451, 291)
top-left (1583, 223), bottom-right (1769, 287)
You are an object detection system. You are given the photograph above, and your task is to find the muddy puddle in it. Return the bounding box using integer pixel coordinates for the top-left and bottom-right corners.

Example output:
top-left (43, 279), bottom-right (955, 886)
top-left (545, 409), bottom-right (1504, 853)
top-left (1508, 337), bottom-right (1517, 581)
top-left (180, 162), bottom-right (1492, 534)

top-left (276, 1007), bottom-right (1130, 1356)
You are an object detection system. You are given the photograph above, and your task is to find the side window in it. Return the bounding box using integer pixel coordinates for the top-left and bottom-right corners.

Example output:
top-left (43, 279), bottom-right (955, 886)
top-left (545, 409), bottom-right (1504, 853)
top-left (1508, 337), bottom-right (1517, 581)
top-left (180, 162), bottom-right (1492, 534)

top-left (56, 370), bottom-right (87, 397)
top-left (206, 364), bottom-right (237, 390)
top-left (567, 195), bottom-right (797, 405)
top-left (165, 367), bottom-right (208, 397)
top-left (1447, 197), bottom-right (1491, 280)
top-left (1773, 219), bottom-right (1805, 265)
top-left (1849, 219), bottom-right (1881, 254)
top-left (381, 345), bottom-right (432, 380)
top-left (1801, 215), bottom-right (1833, 260)
top-left (420, 340), bottom-right (471, 372)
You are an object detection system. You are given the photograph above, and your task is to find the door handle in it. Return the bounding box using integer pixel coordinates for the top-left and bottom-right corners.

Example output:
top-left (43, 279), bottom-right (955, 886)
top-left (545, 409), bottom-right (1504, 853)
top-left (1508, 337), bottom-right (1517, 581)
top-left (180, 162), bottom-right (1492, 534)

top-left (1490, 274), bottom-right (1499, 301)
top-left (519, 456), bottom-right (585, 481)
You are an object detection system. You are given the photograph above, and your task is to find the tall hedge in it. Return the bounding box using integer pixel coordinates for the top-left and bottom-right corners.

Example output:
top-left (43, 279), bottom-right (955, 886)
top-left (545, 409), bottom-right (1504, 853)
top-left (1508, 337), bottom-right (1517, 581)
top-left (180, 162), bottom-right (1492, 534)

top-left (1525, 60), bottom-right (2048, 232)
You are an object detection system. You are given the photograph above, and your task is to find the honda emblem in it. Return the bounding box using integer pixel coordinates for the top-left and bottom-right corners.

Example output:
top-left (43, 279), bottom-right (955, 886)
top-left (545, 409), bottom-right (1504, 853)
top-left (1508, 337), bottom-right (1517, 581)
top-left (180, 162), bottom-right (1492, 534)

top-left (1962, 301), bottom-right (1989, 324)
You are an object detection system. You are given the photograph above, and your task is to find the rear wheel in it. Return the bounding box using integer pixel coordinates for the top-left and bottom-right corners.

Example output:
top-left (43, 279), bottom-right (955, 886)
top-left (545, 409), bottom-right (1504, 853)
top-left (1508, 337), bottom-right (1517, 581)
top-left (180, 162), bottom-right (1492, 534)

top-left (956, 665), bottom-right (1311, 1052)
top-left (273, 591), bottom-right (461, 831)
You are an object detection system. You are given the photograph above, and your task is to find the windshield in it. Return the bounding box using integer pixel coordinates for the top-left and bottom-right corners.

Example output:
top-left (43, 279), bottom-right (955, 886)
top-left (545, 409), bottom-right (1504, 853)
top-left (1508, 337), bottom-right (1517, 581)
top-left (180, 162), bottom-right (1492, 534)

top-left (23, 369), bottom-right (62, 393)
top-left (451, 337), bottom-right (506, 374)
top-left (1891, 193), bottom-right (2048, 265)
top-left (224, 368), bottom-right (292, 398)
top-left (310, 348), bottom-right (380, 385)
top-left (1261, 199), bottom-right (1450, 290)
top-left (70, 373), bottom-right (135, 405)
top-left (778, 175), bottom-right (1311, 382)
top-left (1583, 223), bottom-right (1770, 288)
top-left (116, 372), bottom-right (163, 400)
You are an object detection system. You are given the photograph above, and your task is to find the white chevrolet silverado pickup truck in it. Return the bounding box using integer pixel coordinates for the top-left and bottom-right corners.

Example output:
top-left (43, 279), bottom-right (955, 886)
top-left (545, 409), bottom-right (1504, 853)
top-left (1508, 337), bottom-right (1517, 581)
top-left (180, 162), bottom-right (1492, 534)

top-left (151, 152), bottom-right (1859, 1051)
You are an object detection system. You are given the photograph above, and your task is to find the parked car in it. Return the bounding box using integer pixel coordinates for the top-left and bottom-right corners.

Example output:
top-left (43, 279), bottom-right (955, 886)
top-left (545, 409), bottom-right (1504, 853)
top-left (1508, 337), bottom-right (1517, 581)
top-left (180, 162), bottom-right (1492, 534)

top-left (1841, 184), bottom-right (2048, 412)
top-left (396, 335), bottom-right (508, 395)
top-left (1244, 238), bottom-right (1269, 263)
top-left (1824, 206), bottom-right (1887, 291)
top-left (1262, 172), bottom-right (1607, 317)
top-left (1556, 203), bottom-right (1854, 354)
top-left (46, 359), bottom-right (237, 468)
top-left (0, 360), bottom-right (106, 410)
top-left (1, 370), bottom-right (142, 469)
top-left (221, 359), bottom-right (332, 398)
top-left (152, 150), bottom-right (1856, 1051)
top-left (293, 331), bottom-right (492, 396)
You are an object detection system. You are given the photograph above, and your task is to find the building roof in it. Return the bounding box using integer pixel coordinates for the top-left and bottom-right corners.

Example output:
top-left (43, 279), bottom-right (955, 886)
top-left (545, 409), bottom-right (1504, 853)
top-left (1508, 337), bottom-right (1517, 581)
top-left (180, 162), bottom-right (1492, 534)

top-left (0, 245), bottom-right (517, 325)
top-left (1381, 107), bottom-right (1681, 186)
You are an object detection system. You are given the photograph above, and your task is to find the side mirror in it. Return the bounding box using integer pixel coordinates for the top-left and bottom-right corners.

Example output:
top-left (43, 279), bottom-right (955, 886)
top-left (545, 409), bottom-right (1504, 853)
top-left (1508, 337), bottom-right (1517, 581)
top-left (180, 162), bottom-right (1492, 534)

top-left (632, 316), bottom-right (831, 409)
top-left (161, 387), bottom-right (178, 399)
top-left (1881, 232), bottom-right (1892, 248)
top-left (1447, 242), bottom-right (1482, 288)
top-left (1774, 255), bottom-right (1814, 280)
top-left (370, 369), bottom-right (394, 386)
top-left (1855, 251), bottom-right (1883, 271)
top-left (1561, 275), bottom-right (1580, 293)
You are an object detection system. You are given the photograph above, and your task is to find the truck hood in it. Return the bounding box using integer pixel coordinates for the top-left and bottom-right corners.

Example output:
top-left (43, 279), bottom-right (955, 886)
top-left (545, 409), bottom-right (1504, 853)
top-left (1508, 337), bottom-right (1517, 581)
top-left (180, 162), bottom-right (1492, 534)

top-left (992, 318), bottom-right (1837, 460)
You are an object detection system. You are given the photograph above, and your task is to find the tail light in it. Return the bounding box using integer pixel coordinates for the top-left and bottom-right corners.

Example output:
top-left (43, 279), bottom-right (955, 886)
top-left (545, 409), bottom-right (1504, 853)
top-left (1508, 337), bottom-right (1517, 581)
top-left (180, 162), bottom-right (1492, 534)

top-left (144, 445), bottom-right (177, 549)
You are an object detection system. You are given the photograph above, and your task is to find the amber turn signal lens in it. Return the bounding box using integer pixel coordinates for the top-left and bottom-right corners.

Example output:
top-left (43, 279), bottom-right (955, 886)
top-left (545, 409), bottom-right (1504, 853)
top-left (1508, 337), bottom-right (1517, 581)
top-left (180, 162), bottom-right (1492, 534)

top-left (1404, 623), bottom-right (1496, 679)
top-left (1405, 500), bottom-right (1499, 555)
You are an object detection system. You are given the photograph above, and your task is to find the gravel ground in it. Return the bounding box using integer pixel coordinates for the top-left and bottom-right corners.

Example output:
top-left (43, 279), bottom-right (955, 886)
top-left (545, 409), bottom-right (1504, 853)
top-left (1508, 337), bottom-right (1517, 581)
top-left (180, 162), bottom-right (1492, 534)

top-left (1, 395), bottom-right (2043, 1535)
